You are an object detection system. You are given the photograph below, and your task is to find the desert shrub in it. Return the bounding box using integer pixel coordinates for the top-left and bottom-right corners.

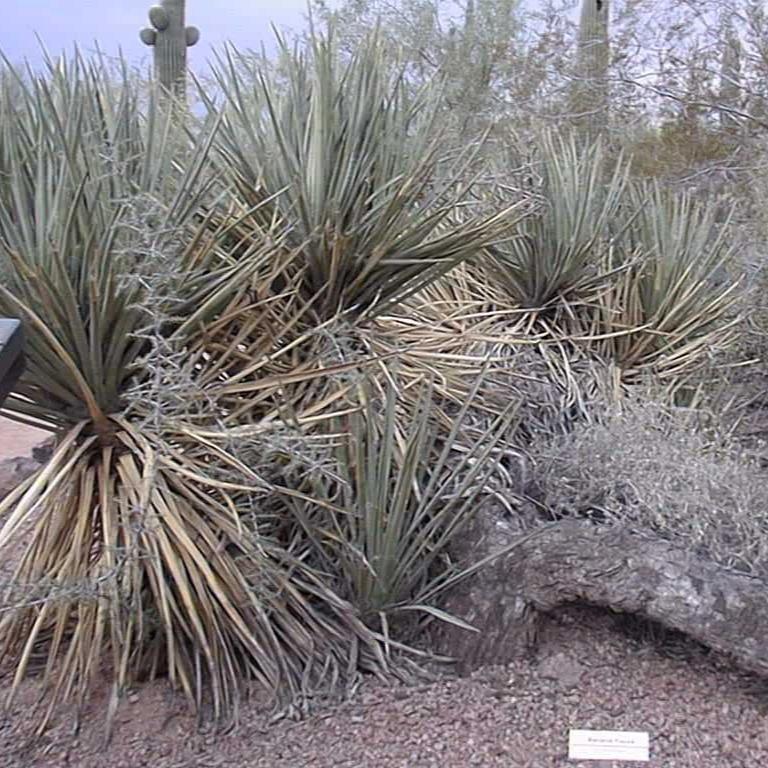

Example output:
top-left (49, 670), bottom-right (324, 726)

top-left (0, 27), bottom-right (539, 734)
top-left (279, 374), bottom-right (518, 635)
top-left (477, 130), bottom-right (743, 387)
top-left (623, 120), bottom-right (735, 181)
top-left (583, 182), bottom-right (742, 381)
top-left (484, 131), bottom-right (631, 310)
top-left (529, 394), bottom-right (768, 577)
top-left (0, 47), bottom-right (392, 733)
top-left (0, 15), bottom-right (762, 740)
top-left (205, 28), bottom-right (529, 323)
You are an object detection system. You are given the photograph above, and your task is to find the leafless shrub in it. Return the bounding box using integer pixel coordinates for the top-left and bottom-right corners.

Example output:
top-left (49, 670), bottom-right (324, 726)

top-left (530, 394), bottom-right (768, 577)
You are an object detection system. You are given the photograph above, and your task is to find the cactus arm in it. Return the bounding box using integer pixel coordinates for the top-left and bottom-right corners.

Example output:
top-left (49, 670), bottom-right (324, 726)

top-left (148, 5), bottom-right (169, 31)
top-left (139, 0), bottom-right (199, 97)
top-left (139, 28), bottom-right (157, 46)
top-left (186, 26), bottom-right (201, 47)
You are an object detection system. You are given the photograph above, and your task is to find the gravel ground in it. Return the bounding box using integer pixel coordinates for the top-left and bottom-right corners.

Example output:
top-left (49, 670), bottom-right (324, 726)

top-left (1, 604), bottom-right (767, 768)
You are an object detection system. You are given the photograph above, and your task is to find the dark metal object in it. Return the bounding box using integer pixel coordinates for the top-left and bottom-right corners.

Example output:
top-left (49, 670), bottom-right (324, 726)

top-left (0, 319), bottom-right (24, 409)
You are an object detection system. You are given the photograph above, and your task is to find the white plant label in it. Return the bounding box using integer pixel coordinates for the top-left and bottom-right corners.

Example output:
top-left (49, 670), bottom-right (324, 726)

top-left (568, 729), bottom-right (650, 762)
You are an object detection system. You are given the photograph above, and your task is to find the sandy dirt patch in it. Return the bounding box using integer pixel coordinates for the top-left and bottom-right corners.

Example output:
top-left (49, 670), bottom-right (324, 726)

top-left (0, 416), bottom-right (51, 461)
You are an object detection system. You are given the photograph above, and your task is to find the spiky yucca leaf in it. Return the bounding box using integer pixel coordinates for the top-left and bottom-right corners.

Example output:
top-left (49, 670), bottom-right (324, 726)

top-left (0, 418), bottom-right (389, 731)
top-left (585, 184), bottom-right (742, 378)
top-left (204, 27), bottom-right (528, 321)
top-left (485, 131), bottom-right (631, 309)
top-left (284, 373), bottom-right (518, 629)
top-left (0, 51), bottom-right (218, 432)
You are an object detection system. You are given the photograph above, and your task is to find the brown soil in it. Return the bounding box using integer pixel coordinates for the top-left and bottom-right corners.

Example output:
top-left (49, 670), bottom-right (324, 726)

top-left (1, 606), bottom-right (767, 768)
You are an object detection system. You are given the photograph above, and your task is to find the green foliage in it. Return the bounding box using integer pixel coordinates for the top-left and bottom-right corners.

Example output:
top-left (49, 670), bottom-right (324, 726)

top-left (205, 27), bottom-right (526, 322)
top-left (309, 0), bottom-right (522, 127)
top-left (479, 129), bottom-right (741, 379)
top-left (624, 121), bottom-right (734, 180)
top-left (586, 183), bottom-right (741, 379)
top-left (0, 50), bottom-right (389, 732)
top-left (284, 375), bottom-right (517, 628)
top-left (0, 51), bottom-right (213, 431)
top-left (0, 14), bottom-right (757, 737)
top-left (485, 131), bottom-right (631, 309)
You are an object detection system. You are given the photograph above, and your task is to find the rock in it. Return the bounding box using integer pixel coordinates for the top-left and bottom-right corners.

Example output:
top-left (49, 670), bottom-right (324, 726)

top-left (432, 504), bottom-right (542, 673)
top-left (31, 438), bottom-right (55, 463)
top-left (435, 508), bottom-right (768, 683)
top-left (537, 652), bottom-right (584, 690)
top-left (0, 456), bottom-right (42, 501)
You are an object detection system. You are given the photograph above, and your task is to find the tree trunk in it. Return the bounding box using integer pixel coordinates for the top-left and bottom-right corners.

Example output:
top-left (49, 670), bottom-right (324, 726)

top-left (435, 515), bottom-right (768, 678)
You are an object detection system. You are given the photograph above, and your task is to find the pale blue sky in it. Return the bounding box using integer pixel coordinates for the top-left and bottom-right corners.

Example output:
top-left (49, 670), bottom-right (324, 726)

top-left (0, 1), bottom-right (321, 72)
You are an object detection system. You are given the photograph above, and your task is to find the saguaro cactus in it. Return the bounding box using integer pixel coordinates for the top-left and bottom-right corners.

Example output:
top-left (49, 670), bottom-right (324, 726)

top-left (719, 20), bottom-right (742, 132)
top-left (570, 0), bottom-right (610, 138)
top-left (140, 1), bottom-right (200, 97)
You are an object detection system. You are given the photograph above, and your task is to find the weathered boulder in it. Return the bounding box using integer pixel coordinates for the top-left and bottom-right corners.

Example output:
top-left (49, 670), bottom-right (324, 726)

top-left (433, 508), bottom-right (542, 672)
top-left (436, 508), bottom-right (768, 680)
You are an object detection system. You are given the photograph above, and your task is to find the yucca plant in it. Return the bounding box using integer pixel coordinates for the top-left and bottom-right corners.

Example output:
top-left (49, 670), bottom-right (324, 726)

top-left (484, 131), bottom-right (631, 311)
top-left (282, 372), bottom-right (520, 634)
top-left (0, 53), bottom-right (388, 733)
top-left (0, 54), bottom-right (205, 429)
top-left (585, 183), bottom-right (742, 379)
top-left (202, 26), bottom-right (528, 323)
